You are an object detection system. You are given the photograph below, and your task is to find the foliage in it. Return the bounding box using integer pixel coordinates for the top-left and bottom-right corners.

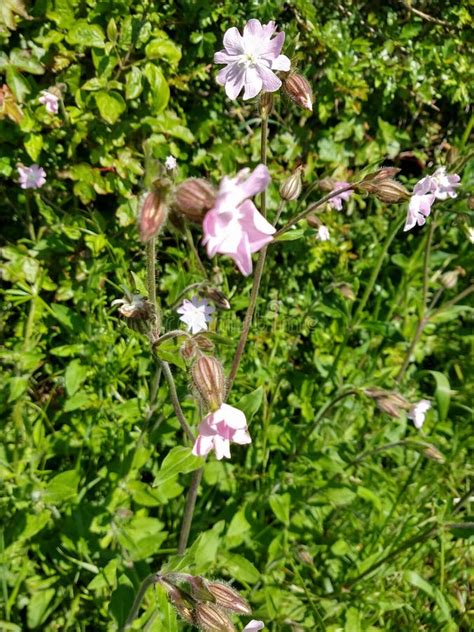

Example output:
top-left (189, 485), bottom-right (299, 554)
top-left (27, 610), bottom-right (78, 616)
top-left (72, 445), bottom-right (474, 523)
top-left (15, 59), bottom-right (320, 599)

top-left (1, 1), bottom-right (473, 631)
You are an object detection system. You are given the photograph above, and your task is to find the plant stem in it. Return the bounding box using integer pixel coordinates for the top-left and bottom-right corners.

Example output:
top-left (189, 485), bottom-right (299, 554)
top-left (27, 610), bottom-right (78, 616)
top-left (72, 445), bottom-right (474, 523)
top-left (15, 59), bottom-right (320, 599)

top-left (260, 112), bottom-right (268, 216)
top-left (160, 360), bottom-right (195, 442)
top-left (146, 238), bottom-right (157, 307)
top-left (121, 573), bottom-right (159, 631)
top-left (177, 467), bottom-right (204, 554)
top-left (290, 560), bottom-right (326, 631)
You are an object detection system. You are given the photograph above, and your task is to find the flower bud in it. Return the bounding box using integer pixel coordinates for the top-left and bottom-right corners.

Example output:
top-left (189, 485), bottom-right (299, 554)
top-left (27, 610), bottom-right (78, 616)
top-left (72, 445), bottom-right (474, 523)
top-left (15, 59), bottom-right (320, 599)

top-left (194, 603), bottom-right (237, 632)
top-left (206, 582), bottom-right (252, 615)
top-left (358, 179), bottom-right (410, 203)
top-left (200, 287), bottom-right (231, 310)
top-left (139, 191), bottom-right (168, 242)
top-left (279, 166), bottom-right (304, 201)
top-left (440, 268), bottom-right (464, 289)
top-left (422, 444), bottom-right (445, 463)
top-left (181, 338), bottom-right (198, 361)
top-left (162, 582), bottom-right (195, 625)
top-left (364, 388), bottom-right (410, 418)
top-left (174, 179), bottom-right (216, 224)
top-left (194, 334), bottom-right (215, 351)
top-left (192, 356), bottom-right (225, 410)
top-left (361, 167), bottom-right (401, 183)
top-left (283, 73), bottom-right (313, 112)
top-left (112, 294), bottom-right (153, 320)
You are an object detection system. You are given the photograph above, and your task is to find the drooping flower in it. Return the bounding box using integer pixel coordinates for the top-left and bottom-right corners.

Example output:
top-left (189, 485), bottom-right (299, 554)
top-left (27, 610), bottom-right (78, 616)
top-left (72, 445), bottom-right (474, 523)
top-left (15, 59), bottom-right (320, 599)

top-left (317, 225), bottom-right (330, 241)
top-left (17, 164), bottom-right (46, 189)
top-left (408, 399), bottom-right (431, 430)
top-left (328, 181), bottom-right (353, 211)
top-left (165, 155), bottom-right (177, 170)
top-left (192, 403), bottom-right (251, 460)
top-left (404, 167), bottom-right (461, 232)
top-left (243, 621), bottom-right (265, 632)
top-left (177, 296), bottom-right (214, 334)
top-left (112, 294), bottom-right (152, 319)
top-left (214, 19), bottom-right (291, 100)
top-left (202, 164), bottom-right (275, 276)
top-left (404, 177), bottom-right (436, 232)
top-left (39, 90), bottom-right (59, 114)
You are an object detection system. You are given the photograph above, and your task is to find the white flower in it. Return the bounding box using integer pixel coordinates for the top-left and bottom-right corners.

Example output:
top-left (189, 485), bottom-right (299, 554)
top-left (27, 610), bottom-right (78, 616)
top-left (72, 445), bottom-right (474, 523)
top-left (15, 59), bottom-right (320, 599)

top-left (177, 296), bottom-right (214, 334)
top-left (17, 164), bottom-right (46, 189)
top-left (39, 90), bottom-right (59, 114)
top-left (404, 177), bottom-right (436, 232)
top-left (317, 225), bottom-right (330, 241)
top-left (165, 155), bottom-right (177, 170)
top-left (408, 399), bottom-right (431, 429)
top-left (431, 167), bottom-right (460, 200)
top-left (243, 621), bottom-right (265, 632)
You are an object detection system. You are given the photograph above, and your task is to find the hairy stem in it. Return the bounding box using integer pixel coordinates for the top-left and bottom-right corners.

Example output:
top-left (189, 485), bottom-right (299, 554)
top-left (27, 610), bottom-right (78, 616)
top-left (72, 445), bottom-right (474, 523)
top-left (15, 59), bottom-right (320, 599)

top-left (121, 573), bottom-right (159, 631)
top-left (146, 238), bottom-right (157, 307)
top-left (178, 467), bottom-right (204, 554)
top-left (160, 360), bottom-right (195, 442)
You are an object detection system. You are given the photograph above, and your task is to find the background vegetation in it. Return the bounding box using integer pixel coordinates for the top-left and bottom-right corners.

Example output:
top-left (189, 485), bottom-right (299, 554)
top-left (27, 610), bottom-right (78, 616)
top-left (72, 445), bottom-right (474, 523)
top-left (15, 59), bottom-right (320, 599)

top-left (1, 0), bottom-right (473, 630)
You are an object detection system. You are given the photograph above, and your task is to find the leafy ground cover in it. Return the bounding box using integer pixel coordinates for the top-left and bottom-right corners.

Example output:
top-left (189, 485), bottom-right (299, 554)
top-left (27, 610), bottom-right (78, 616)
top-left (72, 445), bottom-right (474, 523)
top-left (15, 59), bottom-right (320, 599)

top-left (1, 1), bottom-right (473, 630)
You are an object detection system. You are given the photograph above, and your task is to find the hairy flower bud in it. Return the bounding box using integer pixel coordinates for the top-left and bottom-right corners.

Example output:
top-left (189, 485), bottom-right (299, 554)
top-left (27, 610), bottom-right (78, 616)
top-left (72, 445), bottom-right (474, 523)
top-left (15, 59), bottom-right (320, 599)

top-left (194, 334), bottom-right (215, 351)
top-left (440, 267), bottom-right (464, 289)
top-left (358, 179), bottom-right (410, 203)
top-left (162, 583), bottom-right (195, 625)
top-left (181, 338), bottom-right (198, 361)
top-left (174, 178), bottom-right (216, 224)
top-left (361, 167), bottom-right (401, 183)
top-left (283, 73), bottom-right (313, 112)
top-left (200, 287), bottom-right (231, 310)
top-left (192, 356), bottom-right (225, 410)
top-left (139, 191), bottom-right (168, 242)
top-left (365, 388), bottom-right (410, 418)
top-left (280, 165), bottom-right (304, 201)
top-left (194, 603), bottom-right (237, 632)
top-left (206, 582), bottom-right (252, 615)
top-left (422, 444), bottom-right (445, 463)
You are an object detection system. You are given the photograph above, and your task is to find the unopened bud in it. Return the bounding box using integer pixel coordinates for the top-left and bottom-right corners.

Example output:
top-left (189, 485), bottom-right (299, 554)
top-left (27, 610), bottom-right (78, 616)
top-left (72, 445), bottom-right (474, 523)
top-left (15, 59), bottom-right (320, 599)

top-left (112, 294), bottom-right (153, 320)
top-left (337, 283), bottom-right (355, 301)
top-left (318, 177), bottom-right (335, 192)
top-left (184, 575), bottom-right (217, 604)
top-left (206, 582), bottom-right (252, 615)
top-left (280, 165), bottom-right (304, 201)
top-left (422, 444), bottom-right (445, 463)
top-left (440, 268), bottom-right (464, 289)
top-left (200, 287), bottom-right (231, 310)
top-left (181, 338), bottom-right (198, 361)
top-left (361, 167), bottom-right (401, 183)
top-left (358, 179), bottom-right (410, 203)
top-left (283, 73), bottom-right (313, 112)
top-left (194, 603), bottom-right (237, 632)
top-left (139, 191), bottom-right (168, 242)
top-left (194, 334), bottom-right (215, 351)
top-left (260, 92), bottom-right (273, 119)
top-left (174, 179), bottom-right (216, 224)
top-left (192, 356), bottom-right (225, 410)
top-left (163, 583), bottom-right (195, 625)
top-left (296, 548), bottom-right (314, 566)
top-left (365, 388), bottom-right (410, 418)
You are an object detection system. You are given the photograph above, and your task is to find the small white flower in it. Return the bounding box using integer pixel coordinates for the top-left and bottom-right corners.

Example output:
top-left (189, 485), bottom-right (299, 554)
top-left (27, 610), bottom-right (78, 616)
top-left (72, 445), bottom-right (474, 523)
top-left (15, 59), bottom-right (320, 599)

top-left (39, 90), bottom-right (59, 114)
top-left (243, 620), bottom-right (265, 632)
top-left (431, 167), bottom-right (460, 200)
top-left (317, 225), bottom-right (330, 241)
top-left (177, 296), bottom-right (214, 334)
top-left (408, 399), bottom-right (431, 429)
top-left (165, 155), bottom-right (177, 170)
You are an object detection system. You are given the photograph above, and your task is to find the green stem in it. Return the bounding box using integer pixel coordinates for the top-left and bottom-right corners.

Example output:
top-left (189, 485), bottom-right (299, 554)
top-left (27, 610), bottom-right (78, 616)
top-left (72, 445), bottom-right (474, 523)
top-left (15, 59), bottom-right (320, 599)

top-left (121, 574), bottom-right (159, 631)
top-left (290, 561), bottom-right (326, 631)
top-left (160, 360), bottom-right (195, 443)
top-left (177, 467), bottom-right (204, 554)
top-left (146, 238), bottom-right (157, 307)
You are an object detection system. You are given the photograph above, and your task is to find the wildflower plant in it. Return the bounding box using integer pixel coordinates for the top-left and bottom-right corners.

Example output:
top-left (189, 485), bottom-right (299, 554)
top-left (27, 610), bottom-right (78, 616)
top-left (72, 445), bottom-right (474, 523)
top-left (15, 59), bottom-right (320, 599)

top-left (1, 2), bottom-right (473, 631)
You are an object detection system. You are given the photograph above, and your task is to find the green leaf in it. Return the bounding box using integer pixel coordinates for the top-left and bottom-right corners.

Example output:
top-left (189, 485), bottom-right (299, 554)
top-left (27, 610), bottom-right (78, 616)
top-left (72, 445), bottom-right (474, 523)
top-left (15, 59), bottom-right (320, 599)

top-left (95, 91), bottom-right (126, 124)
top-left (64, 359), bottom-right (87, 396)
top-left (219, 553), bottom-right (260, 583)
top-left (27, 588), bottom-right (56, 629)
top-left (154, 447), bottom-right (203, 488)
top-left (43, 469), bottom-right (80, 504)
top-left (269, 493), bottom-right (291, 525)
top-left (67, 20), bottom-right (105, 48)
top-left (144, 63), bottom-right (170, 114)
top-left (235, 386), bottom-right (263, 421)
top-left (274, 228), bottom-right (307, 242)
top-left (6, 66), bottom-right (31, 102)
top-left (9, 49), bottom-right (44, 74)
top-left (145, 38), bottom-right (182, 66)
top-left (125, 66), bottom-right (143, 99)
top-left (428, 370), bottom-right (452, 422)
top-left (46, 0), bottom-right (75, 29)
top-left (24, 133), bottom-right (43, 161)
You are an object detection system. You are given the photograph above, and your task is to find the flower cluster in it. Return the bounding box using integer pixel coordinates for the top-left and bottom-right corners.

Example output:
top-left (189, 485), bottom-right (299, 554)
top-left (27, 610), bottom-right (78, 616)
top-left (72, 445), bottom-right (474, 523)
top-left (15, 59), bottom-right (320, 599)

top-left (404, 167), bottom-right (461, 231)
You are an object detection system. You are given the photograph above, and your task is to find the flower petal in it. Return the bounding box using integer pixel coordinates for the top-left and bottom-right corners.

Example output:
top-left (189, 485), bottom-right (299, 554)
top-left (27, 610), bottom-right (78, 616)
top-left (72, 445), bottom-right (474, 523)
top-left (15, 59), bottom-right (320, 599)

top-left (238, 164), bottom-right (271, 199)
top-left (224, 64), bottom-right (246, 100)
top-left (256, 64), bottom-right (282, 92)
top-left (243, 67), bottom-right (263, 100)
top-left (192, 434), bottom-right (214, 457)
top-left (271, 53), bottom-right (291, 71)
top-left (233, 231), bottom-right (253, 276)
top-left (223, 26), bottom-right (244, 55)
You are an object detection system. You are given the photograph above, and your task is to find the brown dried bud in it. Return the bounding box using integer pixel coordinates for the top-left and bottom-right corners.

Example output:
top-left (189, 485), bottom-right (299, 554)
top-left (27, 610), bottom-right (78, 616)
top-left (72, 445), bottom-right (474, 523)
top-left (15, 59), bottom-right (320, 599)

top-left (111, 294), bottom-right (153, 320)
top-left (336, 283), bottom-right (355, 301)
top-left (365, 388), bottom-right (410, 419)
top-left (139, 191), bottom-right (168, 242)
top-left (181, 338), bottom-right (198, 361)
top-left (194, 334), bottom-right (215, 351)
top-left (296, 547), bottom-right (314, 566)
top-left (194, 603), bottom-right (237, 632)
top-left (440, 267), bottom-right (464, 289)
top-left (318, 177), bottom-right (335, 192)
top-left (280, 165), bottom-right (304, 201)
top-left (260, 92), bottom-right (273, 118)
top-left (191, 356), bottom-right (225, 410)
top-left (163, 583), bottom-right (195, 625)
top-left (283, 73), bottom-right (313, 112)
top-left (174, 178), bottom-right (216, 224)
top-left (361, 167), bottom-right (401, 183)
top-left (206, 582), bottom-right (252, 615)
top-left (200, 287), bottom-right (231, 310)
top-left (422, 444), bottom-right (445, 463)
top-left (306, 214), bottom-right (320, 229)
top-left (358, 179), bottom-right (410, 203)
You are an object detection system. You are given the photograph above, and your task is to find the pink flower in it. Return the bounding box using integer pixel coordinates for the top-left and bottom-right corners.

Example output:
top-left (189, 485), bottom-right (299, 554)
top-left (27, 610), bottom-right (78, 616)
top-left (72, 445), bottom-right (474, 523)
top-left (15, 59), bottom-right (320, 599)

top-left (328, 181), bottom-right (353, 211)
top-left (177, 296), bottom-right (214, 334)
top-left (408, 399), bottom-right (431, 430)
top-left (39, 90), bottom-right (59, 114)
top-left (243, 621), bottom-right (265, 632)
top-left (317, 225), bottom-right (330, 241)
top-left (202, 164), bottom-right (275, 276)
top-left (17, 165), bottom-right (46, 189)
top-left (192, 403), bottom-right (251, 460)
top-left (404, 177), bottom-right (436, 232)
top-left (214, 19), bottom-right (291, 100)
top-left (431, 167), bottom-right (460, 200)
